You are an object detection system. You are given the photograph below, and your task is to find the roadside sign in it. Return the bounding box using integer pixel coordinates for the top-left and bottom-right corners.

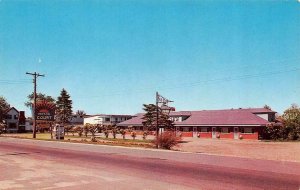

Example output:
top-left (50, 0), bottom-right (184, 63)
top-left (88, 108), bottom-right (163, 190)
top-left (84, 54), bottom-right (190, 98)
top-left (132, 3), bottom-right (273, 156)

top-left (35, 100), bottom-right (56, 121)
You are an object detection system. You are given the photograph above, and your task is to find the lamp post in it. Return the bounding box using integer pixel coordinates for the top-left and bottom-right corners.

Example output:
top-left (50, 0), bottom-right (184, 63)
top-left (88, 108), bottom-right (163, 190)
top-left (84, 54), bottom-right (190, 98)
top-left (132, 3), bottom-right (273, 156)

top-left (155, 92), bottom-right (174, 149)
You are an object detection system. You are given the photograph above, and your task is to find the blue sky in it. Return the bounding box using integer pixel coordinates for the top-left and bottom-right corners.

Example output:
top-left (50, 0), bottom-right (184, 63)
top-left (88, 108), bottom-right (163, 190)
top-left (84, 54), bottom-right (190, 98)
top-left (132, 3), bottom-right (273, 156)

top-left (0, 0), bottom-right (299, 116)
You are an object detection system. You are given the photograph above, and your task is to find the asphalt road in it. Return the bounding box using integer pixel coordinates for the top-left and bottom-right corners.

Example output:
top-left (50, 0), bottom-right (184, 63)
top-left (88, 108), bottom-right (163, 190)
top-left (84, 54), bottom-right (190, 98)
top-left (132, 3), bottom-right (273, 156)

top-left (0, 138), bottom-right (299, 190)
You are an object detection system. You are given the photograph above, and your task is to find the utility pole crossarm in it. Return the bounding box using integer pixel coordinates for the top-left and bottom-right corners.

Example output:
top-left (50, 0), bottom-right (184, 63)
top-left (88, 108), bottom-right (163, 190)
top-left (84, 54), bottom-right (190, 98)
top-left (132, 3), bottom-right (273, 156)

top-left (26, 72), bottom-right (45, 77)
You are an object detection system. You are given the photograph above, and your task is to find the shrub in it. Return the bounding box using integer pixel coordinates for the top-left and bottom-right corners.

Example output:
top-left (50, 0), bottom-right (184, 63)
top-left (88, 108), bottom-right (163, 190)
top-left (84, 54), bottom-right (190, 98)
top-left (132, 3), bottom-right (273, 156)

top-left (153, 131), bottom-right (182, 149)
top-left (90, 136), bottom-right (97, 142)
top-left (83, 125), bottom-right (89, 137)
top-left (64, 125), bottom-right (73, 136)
top-left (112, 127), bottom-right (118, 139)
top-left (262, 124), bottom-right (285, 140)
top-left (88, 124), bottom-right (98, 139)
top-left (131, 131), bottom-right (137, 140)
top-left (142, 131), bottom-right (149, 140)
top-left (119, 129), bottom-right (126, 139)
top-left (0, 123), bottom-right (5, 135)
top-left (239, 134), bottom-right (243, 140)
top-left (104, 130), bottom-right (109, 138)
top-left (75, 127), bottom-right (83, 137)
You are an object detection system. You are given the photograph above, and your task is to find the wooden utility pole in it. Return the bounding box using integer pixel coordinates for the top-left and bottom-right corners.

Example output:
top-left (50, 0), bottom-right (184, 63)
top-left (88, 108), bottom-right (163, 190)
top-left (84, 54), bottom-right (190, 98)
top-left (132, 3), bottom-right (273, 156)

top-left (156, 92), bottom-right (159, 149)
top-left (26, 72), bottom-right (45, 138)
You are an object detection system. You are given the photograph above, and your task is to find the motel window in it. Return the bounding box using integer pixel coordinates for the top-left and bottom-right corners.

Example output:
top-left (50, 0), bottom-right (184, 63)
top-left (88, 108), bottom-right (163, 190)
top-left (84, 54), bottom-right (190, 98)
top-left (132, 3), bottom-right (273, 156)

top-left (244, 127), bottom-right (253, 133)
top-left (221, 127), bottom-right (229, 133)
top-left (105, 118), bottom-right (110, 122)
top-left (201, 128), bottom-right (208, 132)
top-left (183, 127), bottom-right (190, 132)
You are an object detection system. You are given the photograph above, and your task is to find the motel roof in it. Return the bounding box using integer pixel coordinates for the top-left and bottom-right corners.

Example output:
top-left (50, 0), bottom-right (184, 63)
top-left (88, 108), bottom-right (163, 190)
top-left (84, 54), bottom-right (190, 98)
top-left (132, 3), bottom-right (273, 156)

top-left (117, 108), bottom-right (275, 127)
top-left (84, 114), bottom-right (133, 118)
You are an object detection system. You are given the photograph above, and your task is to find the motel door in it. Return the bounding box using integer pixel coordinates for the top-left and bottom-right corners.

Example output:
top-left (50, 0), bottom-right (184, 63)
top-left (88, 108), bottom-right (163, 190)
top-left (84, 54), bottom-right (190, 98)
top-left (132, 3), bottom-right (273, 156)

top-left (212, 127), bottom-right (216, 138)
top-left (234, 127), bottom-right (239, 139)
top-left (193, 127), bottom-right (198, 138)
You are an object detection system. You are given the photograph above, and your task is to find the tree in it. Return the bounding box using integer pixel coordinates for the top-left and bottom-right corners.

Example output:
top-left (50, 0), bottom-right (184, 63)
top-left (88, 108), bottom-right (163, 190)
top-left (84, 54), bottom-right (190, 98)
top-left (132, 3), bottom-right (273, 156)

top-left (56, 89), bottom-right (73, 125)
top-left (84, 124), bottom-right (98, 141)
top-left (263, 123), bottom-right (285, 140)
top-left (282, 104), bottom-right (300, 140)
top-left (142, 104), bottom-right (175, 131)
top-left (75, 110), bottom-right (86, 117)
top-left (75, 126), bottom-right (83, 137)
top-left (142, 104), bottom-right (157, 131)
top-left (158, 112), bottom-right (175, 131)
top-left (131, 131), bottom-right (136, 140)
top-left (263, 105), bottom-right (272, 110)
top-left (142, 131), bottom-right (149, 140)
top-left (0, 123), bottom-right (5, 135)
top-left (25, 92), bottom-right (55, 108)
top-left (0, 96), bottom-right (10, 111)
top-left (119, 129), bottom-right (126, 139)
top-left (0, 96), bottom-right (10, 123)
top-left (111, 126), bottom-right (118, 139)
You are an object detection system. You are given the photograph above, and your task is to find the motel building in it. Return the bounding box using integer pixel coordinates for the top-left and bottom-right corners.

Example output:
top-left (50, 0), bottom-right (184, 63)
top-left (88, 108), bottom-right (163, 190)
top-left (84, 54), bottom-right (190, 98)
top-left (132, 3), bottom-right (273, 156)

top-left (117, 108), bottom-right (276, 140)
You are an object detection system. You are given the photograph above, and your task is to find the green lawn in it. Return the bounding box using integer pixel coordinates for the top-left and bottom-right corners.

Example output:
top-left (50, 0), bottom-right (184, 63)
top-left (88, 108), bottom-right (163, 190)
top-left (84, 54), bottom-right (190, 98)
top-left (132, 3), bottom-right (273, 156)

top-left (1, 132), bottom-right (153, 147)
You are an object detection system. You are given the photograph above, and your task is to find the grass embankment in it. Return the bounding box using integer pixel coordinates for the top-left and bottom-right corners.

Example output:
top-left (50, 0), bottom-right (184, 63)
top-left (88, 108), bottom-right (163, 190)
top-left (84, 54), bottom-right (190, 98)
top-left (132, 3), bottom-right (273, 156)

top-left (1, 133), bottom-right (154, 148)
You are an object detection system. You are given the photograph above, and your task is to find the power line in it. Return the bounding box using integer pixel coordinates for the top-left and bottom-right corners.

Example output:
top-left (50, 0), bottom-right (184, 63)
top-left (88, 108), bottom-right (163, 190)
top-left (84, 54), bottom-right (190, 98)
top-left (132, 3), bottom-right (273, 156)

top-left (0, 79), bottom-right (31, 85)
top-left (128, 56), bottom-right (300, 85)
top-left (76, 66), bottom-right (300, 99)
top-left (82, 57), bottom-right (300, 98)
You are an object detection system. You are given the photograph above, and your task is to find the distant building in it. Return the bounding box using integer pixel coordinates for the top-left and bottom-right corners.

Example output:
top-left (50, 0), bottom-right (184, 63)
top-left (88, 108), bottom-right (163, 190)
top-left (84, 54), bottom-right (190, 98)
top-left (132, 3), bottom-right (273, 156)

top-left (117, 108), bottom-right (276, 140)
top-left (4, 107), bottom-right (26, 133)
top-left (69, 114), bottom-right (84, 126)
top-left (25, 118), bottom-right (33, 132)
top-left (84, 114), bottom-right (132, 126)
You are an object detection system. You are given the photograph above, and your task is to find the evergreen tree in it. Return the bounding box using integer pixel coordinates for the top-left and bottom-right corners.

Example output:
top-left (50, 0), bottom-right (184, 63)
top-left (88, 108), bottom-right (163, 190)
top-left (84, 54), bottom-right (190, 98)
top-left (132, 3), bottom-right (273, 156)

top-left (56, 89), bottom-right (73, 125)
top-left (142, 104), bottom-right (174, 131)
top-left (158, 112), bottom-right (175, 131)
top-left (142, 104), bottom-right (157, 131)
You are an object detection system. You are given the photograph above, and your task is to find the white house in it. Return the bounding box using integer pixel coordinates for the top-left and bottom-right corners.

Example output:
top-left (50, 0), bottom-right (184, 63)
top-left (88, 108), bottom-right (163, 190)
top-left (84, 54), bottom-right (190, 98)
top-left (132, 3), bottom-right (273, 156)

top-left (84, 114), bottom-right (132, 125)
top-left (4, 107), bottom-right (19, 132)
top-left (25, 118), bottom-right (33, 132)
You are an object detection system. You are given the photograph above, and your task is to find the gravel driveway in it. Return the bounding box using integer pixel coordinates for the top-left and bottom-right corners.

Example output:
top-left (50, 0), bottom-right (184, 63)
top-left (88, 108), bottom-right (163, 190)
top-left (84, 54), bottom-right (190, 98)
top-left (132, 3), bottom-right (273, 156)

top-left (177, 138), bottom-right (300, 162)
